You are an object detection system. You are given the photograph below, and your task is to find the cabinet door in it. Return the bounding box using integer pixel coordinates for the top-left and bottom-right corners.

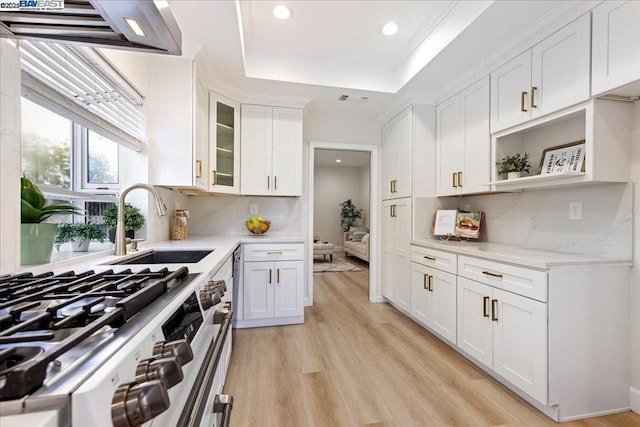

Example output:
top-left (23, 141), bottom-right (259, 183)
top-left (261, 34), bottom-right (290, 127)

top-left (410, 262), bottom-right (432, 327)
top-left (210, 92), bottom-right (240, 194)
top-left (490, 50), bottom-right (532, 133)
top-left (394, 198), bottom-right (412, 312)
top-left (431, 269), bottom-right (457, 345)
top-left (457, 277), bottom-right (492, 369)
top-left (381, 200), bottom-right (396, 301)
top-left (436, 95), bottom-right (462, 196)
top-left (394, 106), bottom-right (413, 199)
top-left (273, 260), bottom-right (304, 318)
top-left (382, 120), bottom-right (398, 200)
top-left (531, 13), bottom-right (590, 119)
top-left (243, 262), bottom-right (274, 319)
top-left (272, 107), bottom-right (303, 196)
top-left (592, 0), bottom-right (640, 95)
top-left (194, 78), bottom-right (209, 190)
top-left (492, 288), bottom-right (547, 404)
top-left (460, 75), bottom-right (490, 195)
top-left (240, 105), bottom-right (273, 195)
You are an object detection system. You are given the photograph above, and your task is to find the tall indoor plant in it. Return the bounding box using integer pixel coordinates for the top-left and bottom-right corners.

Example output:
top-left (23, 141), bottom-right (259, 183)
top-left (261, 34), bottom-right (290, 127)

top-left (103, 203), bottom-right (145, 243)
top-left (21, 176), bottom-right (82, 265)
top-left (340, 199), bottom-right (362, 232)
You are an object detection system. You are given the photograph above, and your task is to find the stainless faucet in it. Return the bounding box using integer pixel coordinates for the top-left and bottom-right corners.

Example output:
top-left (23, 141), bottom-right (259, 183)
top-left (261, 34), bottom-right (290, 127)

top-left (114, 183), bottom-right (168, 256)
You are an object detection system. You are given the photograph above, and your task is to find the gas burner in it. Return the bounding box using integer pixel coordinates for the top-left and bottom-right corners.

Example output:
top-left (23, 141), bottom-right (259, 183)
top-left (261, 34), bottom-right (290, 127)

top-left (0, 346), bottom-right (44, 372)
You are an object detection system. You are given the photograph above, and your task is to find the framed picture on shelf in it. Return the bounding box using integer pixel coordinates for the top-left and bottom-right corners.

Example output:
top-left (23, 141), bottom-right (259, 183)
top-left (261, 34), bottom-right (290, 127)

top-left (539, 140), bottom-right (586, 175)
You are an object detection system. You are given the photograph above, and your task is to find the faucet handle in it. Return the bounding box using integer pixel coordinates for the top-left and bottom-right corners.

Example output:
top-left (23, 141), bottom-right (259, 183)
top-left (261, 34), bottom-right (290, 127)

top-left (128, 238), bottom-right (145, 252)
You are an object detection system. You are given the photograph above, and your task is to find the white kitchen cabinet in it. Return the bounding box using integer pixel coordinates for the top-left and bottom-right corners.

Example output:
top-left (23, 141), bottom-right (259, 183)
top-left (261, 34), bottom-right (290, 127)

top-left (381, 198), bottom-right (411, 312)
top-left (237, 243), bottom-right (304, 328)
top-left (150, 54), bottom-right (209, 192)
top-left (209, 92), bottom-right (240, 194)
top-left (240, 105), bottom-right (302, 196)
top-left (491, 13), bottom-right (591, 133)
top-left (592, 0), bottom-right (640, 97)
top-left (436, 75), bottom-right (490, 196)
top-left (410, 262), bottom-right (457, 345)
top-left (382, 105), bottom-right (436, 199)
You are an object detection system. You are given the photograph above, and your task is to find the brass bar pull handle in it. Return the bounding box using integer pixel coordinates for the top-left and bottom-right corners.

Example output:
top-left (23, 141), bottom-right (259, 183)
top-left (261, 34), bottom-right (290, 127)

top-left (423, 256), bottom-right (436, 261)
top-left (482, 270), bottom-right (503, 278)
top-left (269, 269), bottom-right (272, 284)
top-left (212, 170), bottom-right (218, 185)
top-left (274, 176), bottom-right (277, 190)
top-left (390, 180), bottom-right (393, 193)
top-left (491, 299), bottom-right (498, 321)
top-left (457, 171), bottom-right (462, 187)
top-left (390, 206), bottom-right (394, 217)
top-left (483, 296), bottom-right (490, 318)
top-left (393, 180), bottom-right (397, 193)
top-left (423, 274), bottom-right (428, 290)
top-left (196, 160), bottom-right (202, 179)
top-left (277, 268), bottom-right (280, 283)
top-left (267, 175), bottom-right (270, 190)
top-left (531, 86), bottom-right (537, 109)
top-left (452, 172), bottom-right (457, 188)
top-left (267, 251), bottom-right (283, 256)
top-left (520, 91), bottom-right (528, 112)
top-left (428, 275), bottom-right (433, 292)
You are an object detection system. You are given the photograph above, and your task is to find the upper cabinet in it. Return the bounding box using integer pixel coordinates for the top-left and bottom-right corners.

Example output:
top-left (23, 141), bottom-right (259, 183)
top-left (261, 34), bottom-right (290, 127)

top-left (491, 13), bottom-right (591, 133)
top-left (436, 75), bottom-right (490, 196)
top-left (150, 55), bottom-right (209, 192)
top-left (241, 105), bottom-right (303, 196)
top-left (209, 92), bottom-right (240, 194)
top-left (382, 105), bottom-right (436, 200)
top-left (591, 0), bottom-right (640, 97)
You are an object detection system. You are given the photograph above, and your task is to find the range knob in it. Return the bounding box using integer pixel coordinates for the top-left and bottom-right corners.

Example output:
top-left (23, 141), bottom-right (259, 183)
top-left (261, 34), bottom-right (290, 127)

top-left (204, 279), bottom-right (226, 294)
top-left (199, 289), bottom-right (222, 310)
top-left (111, 380), bottom-right (169, 427)
top-left (152, 339), bottom-right (193, 366)
top-left (135, 357), bottom-right (183, 389)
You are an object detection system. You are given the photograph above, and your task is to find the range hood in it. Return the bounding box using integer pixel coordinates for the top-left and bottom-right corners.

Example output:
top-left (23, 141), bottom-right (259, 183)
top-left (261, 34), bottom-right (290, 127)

top-left (0, 0), bottom-right (181, 55)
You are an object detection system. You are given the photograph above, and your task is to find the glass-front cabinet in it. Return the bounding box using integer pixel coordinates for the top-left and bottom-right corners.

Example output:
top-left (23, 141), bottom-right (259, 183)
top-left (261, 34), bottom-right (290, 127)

top-left (209, 92), bottom-right (240, 194)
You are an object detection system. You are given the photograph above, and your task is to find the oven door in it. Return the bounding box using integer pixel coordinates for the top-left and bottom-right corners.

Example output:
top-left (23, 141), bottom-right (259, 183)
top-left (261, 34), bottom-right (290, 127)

top-left (176, 309), bottom-right (233, 427)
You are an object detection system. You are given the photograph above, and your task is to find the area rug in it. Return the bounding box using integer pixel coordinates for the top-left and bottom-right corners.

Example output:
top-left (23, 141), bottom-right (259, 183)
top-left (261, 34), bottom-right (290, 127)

top-left (313, 260), bottom-right (362, 273)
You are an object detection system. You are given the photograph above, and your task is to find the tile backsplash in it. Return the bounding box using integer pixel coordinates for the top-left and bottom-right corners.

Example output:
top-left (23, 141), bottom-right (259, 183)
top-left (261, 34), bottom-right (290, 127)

top-left (414, 182), bottom-right (633, 259)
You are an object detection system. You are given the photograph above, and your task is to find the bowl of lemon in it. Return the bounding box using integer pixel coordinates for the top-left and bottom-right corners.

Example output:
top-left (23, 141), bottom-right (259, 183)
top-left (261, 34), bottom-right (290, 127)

top-left (246, 216), bottom-right (270, 235)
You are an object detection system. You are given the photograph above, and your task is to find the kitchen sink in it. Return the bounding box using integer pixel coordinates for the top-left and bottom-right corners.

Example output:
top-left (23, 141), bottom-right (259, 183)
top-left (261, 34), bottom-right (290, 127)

top-left (113, 250), bottom-right (214, 265)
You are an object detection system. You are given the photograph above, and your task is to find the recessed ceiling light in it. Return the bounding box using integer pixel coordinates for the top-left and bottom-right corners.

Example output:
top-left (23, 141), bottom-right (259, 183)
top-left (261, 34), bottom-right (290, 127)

top-left (124, 17), bottom-right (147, 37)
top-left (336, 159), bottom-right (342, 163)
top-left (273, 4), bottom-right (292, 20)
top-left (382, 22), bottom-right (398, 36)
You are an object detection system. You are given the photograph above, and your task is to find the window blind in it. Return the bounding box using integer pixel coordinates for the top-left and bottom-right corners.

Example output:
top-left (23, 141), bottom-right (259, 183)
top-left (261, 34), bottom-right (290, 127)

top-left (19, 40), bottom-right (145, 151)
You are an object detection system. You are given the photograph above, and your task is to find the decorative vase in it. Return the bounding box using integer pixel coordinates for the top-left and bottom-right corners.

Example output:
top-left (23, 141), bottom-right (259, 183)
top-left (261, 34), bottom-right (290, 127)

top-left (21, 223), bottom-right (59, 265)
top-left (71, 239), bottom-right (91, 252)
top-left (507, 171), bottom-right (522, 180)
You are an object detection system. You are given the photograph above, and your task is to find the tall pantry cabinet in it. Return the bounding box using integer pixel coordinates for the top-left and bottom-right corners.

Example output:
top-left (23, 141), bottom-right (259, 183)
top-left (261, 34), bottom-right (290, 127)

top-left (381, 105), bottom-right (435, 312)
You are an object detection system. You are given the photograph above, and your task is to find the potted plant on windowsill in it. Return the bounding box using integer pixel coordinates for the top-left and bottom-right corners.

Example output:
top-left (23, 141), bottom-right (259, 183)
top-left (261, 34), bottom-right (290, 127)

top-left (497, 152), bottom-right (531, 180)
top-left (55, 222), bottom-right (107, 252)
top-left (340, 199), bottom-right (362, 232)
top-left (21, 176), bottom-right (82, 265)
top-left (103, 203), bottom-right (144, 243)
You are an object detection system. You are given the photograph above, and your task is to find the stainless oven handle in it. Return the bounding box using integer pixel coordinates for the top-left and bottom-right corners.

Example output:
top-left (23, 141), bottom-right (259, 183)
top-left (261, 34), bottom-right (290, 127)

top-left (214, 394), bottom-right (234, 427)
top-left (177, 311), bottom-right (233, 427)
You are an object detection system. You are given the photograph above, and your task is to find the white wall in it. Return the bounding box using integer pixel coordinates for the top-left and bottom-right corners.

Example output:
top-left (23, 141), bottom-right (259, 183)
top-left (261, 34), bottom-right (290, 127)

top-left (314, 165), bottom-right (369, 248)
top-left (630, 101), bottom-right (640, 414)
top-left (359, 164), bottom-right (370, 226)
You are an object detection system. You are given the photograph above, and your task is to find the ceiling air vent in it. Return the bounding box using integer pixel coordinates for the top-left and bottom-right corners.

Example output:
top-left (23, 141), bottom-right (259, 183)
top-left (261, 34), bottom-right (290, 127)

top-left (337, 95), bottom-right (369, 104)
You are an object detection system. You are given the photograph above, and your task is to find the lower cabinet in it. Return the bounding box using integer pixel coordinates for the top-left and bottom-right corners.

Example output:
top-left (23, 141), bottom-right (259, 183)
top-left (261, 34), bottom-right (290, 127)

top-left (410, 262), bottom-right (456, 345)
top-left (457, 277), bottom-right (547, 404)
top-left (236, 243), bottom-right (304, 328)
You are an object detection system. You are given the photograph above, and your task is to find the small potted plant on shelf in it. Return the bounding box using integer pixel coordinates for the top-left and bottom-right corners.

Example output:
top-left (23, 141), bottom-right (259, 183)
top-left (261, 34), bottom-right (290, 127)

top-left (55, 222), bottom-right (107, 252)
top-left (340, 199), bottom-right (362, 232)
top-left (497, 152), bottom-right (531, 180)
top-left (103, 203), bottom-right (145, 243)
top-left (21, 176), bottom-right (82, 265)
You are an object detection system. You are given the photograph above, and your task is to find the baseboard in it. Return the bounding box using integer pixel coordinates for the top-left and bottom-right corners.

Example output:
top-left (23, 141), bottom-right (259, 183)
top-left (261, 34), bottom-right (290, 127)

top-left (369, 296), bottom-right (386, 303)
top-left (631, 386), bottom-right (640, 414)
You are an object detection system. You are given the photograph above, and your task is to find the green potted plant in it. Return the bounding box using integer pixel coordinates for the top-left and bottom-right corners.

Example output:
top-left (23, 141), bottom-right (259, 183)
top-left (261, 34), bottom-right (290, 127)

top-left (55, 222), bottom-right (107, 252)
top-left (103, 202), bottom-right (145, 243)
top-left (497, 152), bottom-right (531, 180)
top-left (339, 199), bottom-right (362, 232)
top-left (21, 176), bottom-right (82, 265)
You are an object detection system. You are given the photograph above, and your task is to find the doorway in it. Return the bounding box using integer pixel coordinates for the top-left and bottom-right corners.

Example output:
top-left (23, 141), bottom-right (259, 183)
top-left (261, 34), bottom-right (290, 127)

top-left (307, 141), bottom-right (380, 305)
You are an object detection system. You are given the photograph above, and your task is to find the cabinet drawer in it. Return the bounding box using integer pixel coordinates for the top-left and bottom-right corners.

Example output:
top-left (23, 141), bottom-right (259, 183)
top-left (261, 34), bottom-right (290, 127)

top-left (457, 255), bottom-right (547, 302)
top-left (243, 243), bottom-right (304, 262)
top-left (411, 245), bottom-right (457, 274)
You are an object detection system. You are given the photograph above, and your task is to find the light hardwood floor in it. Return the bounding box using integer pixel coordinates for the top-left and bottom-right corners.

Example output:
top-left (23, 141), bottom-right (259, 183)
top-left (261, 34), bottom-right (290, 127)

top-left (224, 253), bottom-right (640, 426)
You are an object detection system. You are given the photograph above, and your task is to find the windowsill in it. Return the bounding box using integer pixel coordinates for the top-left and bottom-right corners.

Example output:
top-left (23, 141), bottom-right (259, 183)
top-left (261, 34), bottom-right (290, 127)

top-left (20, 242), bottom-right (115, 273)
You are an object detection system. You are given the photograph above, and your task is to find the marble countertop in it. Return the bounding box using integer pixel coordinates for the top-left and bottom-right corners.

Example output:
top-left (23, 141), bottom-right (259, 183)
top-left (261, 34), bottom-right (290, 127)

top-left (411, 239), bottom-right (632, 270)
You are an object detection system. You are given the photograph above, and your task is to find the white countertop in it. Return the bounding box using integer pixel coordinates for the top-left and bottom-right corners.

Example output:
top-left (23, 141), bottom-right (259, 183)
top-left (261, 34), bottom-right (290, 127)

top-left (411, 239), bottom-right (632, 270)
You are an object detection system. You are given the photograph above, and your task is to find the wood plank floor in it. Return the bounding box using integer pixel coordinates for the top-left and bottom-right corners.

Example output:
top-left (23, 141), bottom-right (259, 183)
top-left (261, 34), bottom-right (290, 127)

top-left (224, 253), bottom-right (640, 426)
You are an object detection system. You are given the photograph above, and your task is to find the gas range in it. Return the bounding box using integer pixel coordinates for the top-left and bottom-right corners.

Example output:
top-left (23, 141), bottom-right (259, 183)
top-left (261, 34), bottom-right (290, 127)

top-left (0, 261), bottom-right (234, 427)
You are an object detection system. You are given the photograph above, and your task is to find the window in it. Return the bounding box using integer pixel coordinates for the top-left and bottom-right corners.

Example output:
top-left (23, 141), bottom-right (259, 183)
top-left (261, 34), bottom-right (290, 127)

top-left (85, 130), bottom-right (119, 188)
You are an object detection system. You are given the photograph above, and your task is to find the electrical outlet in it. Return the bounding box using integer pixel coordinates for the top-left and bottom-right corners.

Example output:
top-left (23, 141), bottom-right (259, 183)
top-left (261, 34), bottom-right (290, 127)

top-left (249, 204), bottom-right (258, 215)
top-left (569, 202), bottom-right (582, 220)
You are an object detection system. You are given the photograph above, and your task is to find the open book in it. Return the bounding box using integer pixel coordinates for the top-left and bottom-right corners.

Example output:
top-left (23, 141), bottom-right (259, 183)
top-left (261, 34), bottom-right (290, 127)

top-left (432, 210), bottom-right (483, 239)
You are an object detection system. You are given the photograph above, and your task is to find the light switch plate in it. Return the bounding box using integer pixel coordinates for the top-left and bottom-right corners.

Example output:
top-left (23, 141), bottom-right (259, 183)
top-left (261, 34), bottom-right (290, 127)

top-left (569, 202), bottom-right (582, 220)
top-left (249, 204), bottom-right (258, 215)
